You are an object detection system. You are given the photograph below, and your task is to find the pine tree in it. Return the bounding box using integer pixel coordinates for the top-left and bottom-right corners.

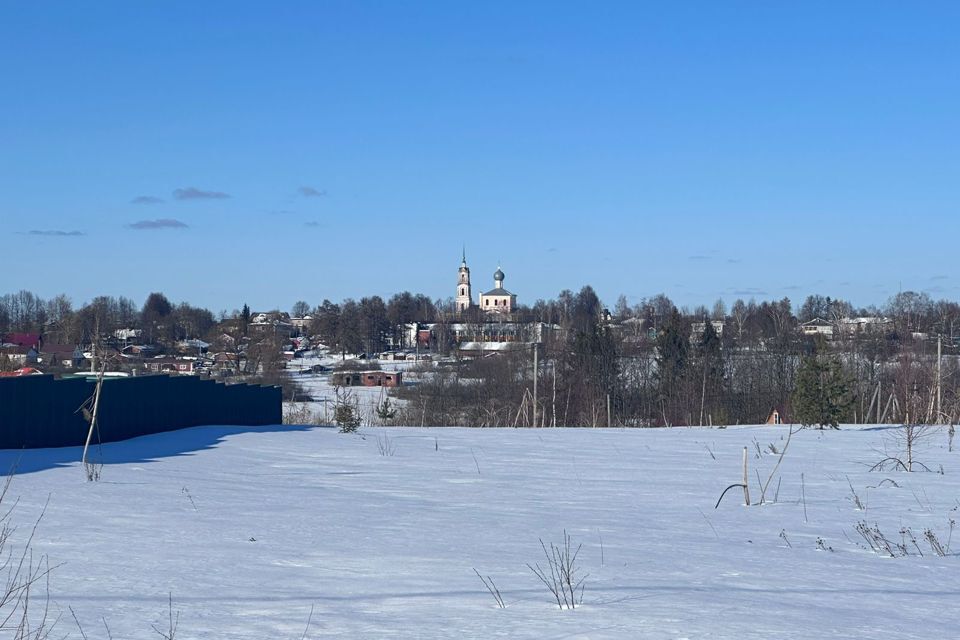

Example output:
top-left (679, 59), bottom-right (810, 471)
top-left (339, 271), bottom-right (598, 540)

top-left (655, 310), bottom-right (690, 424)
top-left (792, 344), bottom-right (852, 429)
top-left (696, 319), bottom-right (725, 425)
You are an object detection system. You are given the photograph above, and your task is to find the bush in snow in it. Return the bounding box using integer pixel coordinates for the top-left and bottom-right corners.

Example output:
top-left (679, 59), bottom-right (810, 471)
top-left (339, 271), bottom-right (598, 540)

top-left (526, 530), bottom-right (586, 610)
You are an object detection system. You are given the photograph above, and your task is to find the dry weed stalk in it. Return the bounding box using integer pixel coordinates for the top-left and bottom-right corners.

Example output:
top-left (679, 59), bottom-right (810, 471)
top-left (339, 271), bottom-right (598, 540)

top-left (526, 531), bottom-right (587, 610)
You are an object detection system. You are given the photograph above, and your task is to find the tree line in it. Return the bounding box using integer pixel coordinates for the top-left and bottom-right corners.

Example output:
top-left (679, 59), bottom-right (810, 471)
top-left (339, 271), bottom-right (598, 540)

top-left (394, 287), bottom-right (960, 428)
top-left (4, 286), bottom-right (959, 427)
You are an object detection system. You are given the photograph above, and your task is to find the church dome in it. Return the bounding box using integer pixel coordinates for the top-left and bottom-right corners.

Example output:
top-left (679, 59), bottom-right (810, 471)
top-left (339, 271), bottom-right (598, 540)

top-left (494, 267), bottom-right (505, 282)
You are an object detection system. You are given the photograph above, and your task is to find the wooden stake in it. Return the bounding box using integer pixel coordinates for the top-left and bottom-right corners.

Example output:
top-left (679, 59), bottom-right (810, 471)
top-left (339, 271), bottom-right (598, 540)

top-left (937, 334), bottom-right (943, 423)
top-left (742, 446), bottom-right (751, 506)
top-left (699, 366), bottom-right (707, 426)
top-left (551, 359), bottom-right (557, 428)
top-left (532, 344), bottom-right (538, 429)
top-left (865, 383), bottom-right (879, 426)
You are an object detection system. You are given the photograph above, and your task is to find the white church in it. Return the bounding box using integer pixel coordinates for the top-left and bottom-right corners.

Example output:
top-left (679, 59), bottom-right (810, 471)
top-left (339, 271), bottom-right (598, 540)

top-left (456, 253), bottom-right (517, 315)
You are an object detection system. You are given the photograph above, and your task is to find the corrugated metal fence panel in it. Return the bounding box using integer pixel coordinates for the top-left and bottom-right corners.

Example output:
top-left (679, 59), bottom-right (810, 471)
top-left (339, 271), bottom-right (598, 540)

top-left (0, 375), bottom-right (281, 449)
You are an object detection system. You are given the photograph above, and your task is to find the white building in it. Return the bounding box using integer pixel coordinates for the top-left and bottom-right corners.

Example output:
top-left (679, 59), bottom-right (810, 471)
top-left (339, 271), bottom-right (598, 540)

top-left (800, 318), bottom-right (834, 338)
top-left (478, 267), bottom-right (516, 314)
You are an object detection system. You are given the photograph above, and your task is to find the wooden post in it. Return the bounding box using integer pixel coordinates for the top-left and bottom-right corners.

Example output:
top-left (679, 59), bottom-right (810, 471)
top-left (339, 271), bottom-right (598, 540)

top-left (937, 334), bottom-right (943, 423)
top-left (532, 344), bottom-right (538, 429)
top-left (742, 446), bottom-right (751, 506)
top-left (699, 367), bottom-right (707, 426)
top-left (607, 393), bottom-right (611, 428)
top-left (551, 356), bottom-right (557, 428)
top-left (865, 383), bottom-right (878, 426)
top-left (877, 379), bottom-right (882, 423)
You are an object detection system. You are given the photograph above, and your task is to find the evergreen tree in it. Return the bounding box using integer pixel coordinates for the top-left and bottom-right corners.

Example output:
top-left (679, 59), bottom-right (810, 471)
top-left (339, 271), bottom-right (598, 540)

top-left (792, 342), bottom-right (852, 429)
top-left (240, 303), bottom-right (251, 336)
top-left (655, 309), bottom-right (690, 424)
top-left (696, 319), bottom-right (725, 425)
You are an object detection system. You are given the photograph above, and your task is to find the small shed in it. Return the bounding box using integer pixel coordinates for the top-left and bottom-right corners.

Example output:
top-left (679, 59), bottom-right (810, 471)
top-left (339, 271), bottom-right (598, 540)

top-left (766, 407), bottom-right (787, 425)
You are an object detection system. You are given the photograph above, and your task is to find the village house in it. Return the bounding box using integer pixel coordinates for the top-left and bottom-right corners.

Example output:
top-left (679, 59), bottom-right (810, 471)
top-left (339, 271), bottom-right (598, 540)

top-left (113, 328), bottom-right (143, 344)
top-left (0, 345), bottom-right (36, 366)
top-left (691, 320), bottom-right (725, 339)
top-left (141, 357), bottom-right (200, 374)
top-left (1, 333), bottom-right (42, 350)
top-left (290, 316), bottom-right (313, 332)
top-left (839, 316), bottom-right (894, 336)
top-left (248, 314), bottom-right (295, 338)
top-left (40, 343), bottom-right (87, 368)
top-left (331, 370), bottom-right (402, 387)
top-left (800, 318), bottom-right (834, 339)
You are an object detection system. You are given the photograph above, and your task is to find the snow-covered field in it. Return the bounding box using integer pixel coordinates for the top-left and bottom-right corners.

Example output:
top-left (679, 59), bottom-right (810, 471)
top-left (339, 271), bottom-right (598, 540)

top-left (3, 424), bottom-right (959, 638)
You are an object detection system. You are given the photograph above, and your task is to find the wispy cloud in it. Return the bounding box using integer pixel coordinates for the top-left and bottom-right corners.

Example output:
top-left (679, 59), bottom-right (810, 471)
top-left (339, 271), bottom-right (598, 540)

top-left (128, 218), bottom-right (188, 230)
top-left (24, 229), bottom-right (85, 237)
top-left (173, 187), bottom-right (230, 200)
top-left (131, 195), bottom-right (164, 205)
top-left (688, 255), bottom-right (711, 261)
top-left (729, 287), bottom-right (768, 297)
top-left (269, 209), bottom-right (295, 216)
top-left (783, 284), bottom-right (802, 291)
top-left (304, 221), bottom-right (323, 228)
top-left (931, 275), bottom-right (949, 281)
top-left (298, 186), bottom-right (327, 198)
top-left (726, 258), bottom-right (742, 264)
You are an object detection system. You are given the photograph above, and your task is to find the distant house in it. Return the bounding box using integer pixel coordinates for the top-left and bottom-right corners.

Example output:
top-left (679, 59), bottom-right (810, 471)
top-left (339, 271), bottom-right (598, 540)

top-left (217, 332), bottom-right (238, 346)
top-left (114, 328), bottom-right (143, 343)
top-left (290, 316), bottom-right (313, 332)
top-left (839, 317), bottom-right (893, 336)
top-left (2, 333), bottom-right (42, 349)
top-left (177, 339), bottom-right (210, 355)
top-left (70, 346), bottom-right (87, 368)
top-left (248, 320), bottom-right (295, 338)
top-left (800, 318), bottom-right (834, 339)
top-left (691, 320), bottom-right (725, 339)
top-left (120, 344), bottom-right (159, 358)
top-left (331, 370), bottom-right (402, 387)
top-left (142, 357), bottom-right (199, 374)
top-left (212, 352), bottom-right (240, 373)
top-left (0, 346), bottom-right (33, 366)
top-left (41, 343), bottom-right (86, 368)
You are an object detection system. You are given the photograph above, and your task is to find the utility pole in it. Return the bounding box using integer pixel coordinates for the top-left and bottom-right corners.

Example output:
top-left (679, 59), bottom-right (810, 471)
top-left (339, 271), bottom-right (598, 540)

top-left (532, 343), bottom-right (538, 428)
top-left (90, 317), bottom-right (97, 373)
top-left (551, 356), bottom-right (557, 428)
top-left (937, 334), bottom-right (943, 423)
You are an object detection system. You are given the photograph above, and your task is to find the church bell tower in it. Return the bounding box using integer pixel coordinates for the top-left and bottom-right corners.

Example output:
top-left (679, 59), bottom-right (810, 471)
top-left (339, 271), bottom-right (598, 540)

top-left (456, 249), bottom-right (473, 313)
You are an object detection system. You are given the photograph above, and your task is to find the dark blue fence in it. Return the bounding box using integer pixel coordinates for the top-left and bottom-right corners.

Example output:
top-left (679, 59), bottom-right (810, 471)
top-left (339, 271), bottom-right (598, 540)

top-left (0, 374), bottom-right (281, 449)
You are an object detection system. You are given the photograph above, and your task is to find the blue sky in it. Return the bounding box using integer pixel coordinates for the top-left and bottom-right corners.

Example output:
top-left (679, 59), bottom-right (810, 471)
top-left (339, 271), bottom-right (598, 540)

top-left (2, 2), bottom-right (958, 314)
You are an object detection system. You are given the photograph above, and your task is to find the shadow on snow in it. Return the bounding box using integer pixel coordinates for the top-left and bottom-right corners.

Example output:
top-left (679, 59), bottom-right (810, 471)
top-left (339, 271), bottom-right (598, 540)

top-left (0, 424), bottom-right (316, 475)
